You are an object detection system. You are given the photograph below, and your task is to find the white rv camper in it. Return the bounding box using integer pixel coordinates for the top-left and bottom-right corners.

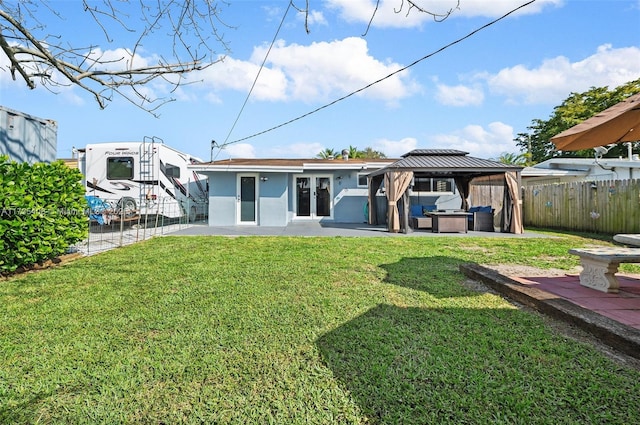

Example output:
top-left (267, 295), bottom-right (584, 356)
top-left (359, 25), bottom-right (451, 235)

top-left (78, 139), bottom-right (208, 221)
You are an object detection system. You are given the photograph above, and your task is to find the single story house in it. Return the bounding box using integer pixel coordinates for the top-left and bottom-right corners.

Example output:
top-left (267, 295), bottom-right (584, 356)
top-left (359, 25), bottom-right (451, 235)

top-left (522, 156), bottom-right (640, 186)
top-left (189, 157), bottom-right (395, 226)
top-left (190, 155), bottom-right (468, 227)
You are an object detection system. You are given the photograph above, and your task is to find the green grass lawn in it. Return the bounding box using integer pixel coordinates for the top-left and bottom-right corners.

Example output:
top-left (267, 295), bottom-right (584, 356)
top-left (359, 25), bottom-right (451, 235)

top-left (1, 233), bottom-right (639, 424)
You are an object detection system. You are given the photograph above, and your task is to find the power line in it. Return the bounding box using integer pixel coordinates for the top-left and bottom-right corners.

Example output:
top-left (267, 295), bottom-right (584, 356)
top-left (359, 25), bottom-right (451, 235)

top-left (217, 0), bottom-right (294, 158)
top-left (223, 0), bottom-right (537, 147)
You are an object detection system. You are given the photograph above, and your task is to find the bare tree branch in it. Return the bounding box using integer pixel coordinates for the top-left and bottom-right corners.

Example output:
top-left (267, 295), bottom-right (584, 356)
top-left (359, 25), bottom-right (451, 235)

top-left (398, 0), bottom-right (461, 22)
top-left (0, 0), bottom-right (232, 114)
top-left (355, 0), bottom-right (459, 37)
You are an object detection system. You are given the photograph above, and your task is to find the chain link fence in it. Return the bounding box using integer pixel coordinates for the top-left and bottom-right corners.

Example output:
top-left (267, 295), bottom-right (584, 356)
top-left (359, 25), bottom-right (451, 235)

top-left (71, 197), bottom-right (207, 255)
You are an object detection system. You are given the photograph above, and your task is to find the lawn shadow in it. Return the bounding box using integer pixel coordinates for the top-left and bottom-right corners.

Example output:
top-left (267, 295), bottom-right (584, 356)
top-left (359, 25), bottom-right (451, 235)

top-left (316, 255), bottom-right (631, 422)
top-left (379, 255), bottom-right (479, 299)
top-left (315, 302), bottom-right (604, 423)
top-left (0, 391), bottom-right (51, 424)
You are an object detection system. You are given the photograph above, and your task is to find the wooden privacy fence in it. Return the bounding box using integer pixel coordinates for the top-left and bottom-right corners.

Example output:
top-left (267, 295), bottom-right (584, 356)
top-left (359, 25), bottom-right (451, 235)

top-left (523, 179), bottom-right (640, 234)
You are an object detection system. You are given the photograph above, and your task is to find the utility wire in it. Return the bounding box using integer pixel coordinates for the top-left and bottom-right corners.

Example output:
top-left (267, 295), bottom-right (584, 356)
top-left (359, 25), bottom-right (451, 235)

top-left (223, 0), bottom-right (536, 147)
top-left (217, 0), bottom-right (294, 159)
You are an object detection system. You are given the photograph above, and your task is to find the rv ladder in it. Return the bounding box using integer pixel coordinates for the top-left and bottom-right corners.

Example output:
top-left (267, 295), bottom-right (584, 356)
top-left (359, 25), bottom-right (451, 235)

top-left (140, 136), bottom-right (158, 216)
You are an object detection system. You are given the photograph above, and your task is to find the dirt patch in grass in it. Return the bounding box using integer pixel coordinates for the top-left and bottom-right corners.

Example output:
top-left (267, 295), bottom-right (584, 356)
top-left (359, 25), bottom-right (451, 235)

top-left (484, 263), bottom-right (582, 277)
top-left (1, 252), bottom-right (83, 279)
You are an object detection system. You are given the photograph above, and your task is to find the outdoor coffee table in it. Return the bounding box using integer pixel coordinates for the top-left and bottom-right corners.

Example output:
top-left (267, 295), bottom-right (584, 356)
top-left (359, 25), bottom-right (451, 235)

top-left (428, 211), bottom-right (471, 233)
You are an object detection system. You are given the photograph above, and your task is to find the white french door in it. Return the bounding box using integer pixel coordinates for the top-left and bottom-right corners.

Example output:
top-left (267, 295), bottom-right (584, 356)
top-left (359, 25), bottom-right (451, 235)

top-left (294, 175), bottom-right (332, 219)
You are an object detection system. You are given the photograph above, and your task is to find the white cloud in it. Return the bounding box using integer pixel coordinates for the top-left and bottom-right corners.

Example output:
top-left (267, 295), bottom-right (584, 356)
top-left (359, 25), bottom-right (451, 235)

top-left (325, 0), bottom-right (562, 28)
top-left (221, 143), bottom-right (256, 158)
top-left (255, 37), bottom-right (418, 102)
top-left (372, 137), bottom-right (418, 157)
top-left (197, 56), bottom-right (289, 101)
top-left (450, 0), bottom-right (563, 18)
top-left (483, 44), bottom-right (640, 104)
top-left (195, 37), bottom-right (418, 103)
top-left (264, 142), bottom-right (326, 158)
top-left (431, 121), bottom-right (516, 159)
top-left (0, 52), bottom-right (86, 105)
top-left (302, 10), bottom-right (328, 26)
top-left (435, 84), bottom-right (484, 106)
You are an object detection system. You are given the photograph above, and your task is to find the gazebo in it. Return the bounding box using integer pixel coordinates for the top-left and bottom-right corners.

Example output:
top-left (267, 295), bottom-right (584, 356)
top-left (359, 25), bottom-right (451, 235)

top-left (367, 149), bottom-right (524, 234)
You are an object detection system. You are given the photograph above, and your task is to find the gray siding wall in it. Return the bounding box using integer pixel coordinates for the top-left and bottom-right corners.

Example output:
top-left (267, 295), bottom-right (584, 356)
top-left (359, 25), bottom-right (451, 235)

top-left (258, 173), bottom-right (288, 226)
top-left (207, 170), bottom-right (377, 226)
top-left (209, 173), bottom-right (237, 226)
top-left (332, 187), bottom-right (369, 223)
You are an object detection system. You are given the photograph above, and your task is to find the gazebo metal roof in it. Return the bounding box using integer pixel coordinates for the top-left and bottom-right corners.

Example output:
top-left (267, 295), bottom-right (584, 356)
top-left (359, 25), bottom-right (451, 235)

top-left (368, 149), bottom-right (522, 177)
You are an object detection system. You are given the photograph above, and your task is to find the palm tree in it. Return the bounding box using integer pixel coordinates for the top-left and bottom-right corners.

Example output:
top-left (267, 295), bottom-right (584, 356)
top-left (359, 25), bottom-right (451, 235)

top-left (347, 145), bottom-right (361, 159)
top-left (495, 152), bottom-right (527, 166)
top-left (316, 148), bottom-right (337, 159)
top-left (360, 147), bottom-right (386, 159)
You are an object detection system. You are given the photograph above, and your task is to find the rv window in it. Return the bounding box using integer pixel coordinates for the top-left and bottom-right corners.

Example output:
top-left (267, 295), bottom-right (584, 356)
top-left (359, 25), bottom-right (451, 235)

top-left (163, 163), bottom-right (181, 178)
top-left (107, 157), bottom-right (134, 179)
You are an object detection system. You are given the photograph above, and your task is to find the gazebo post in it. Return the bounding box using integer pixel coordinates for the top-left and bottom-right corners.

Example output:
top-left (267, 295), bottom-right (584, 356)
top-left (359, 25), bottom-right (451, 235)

top-left (402, 189), bottom-right (410, 234)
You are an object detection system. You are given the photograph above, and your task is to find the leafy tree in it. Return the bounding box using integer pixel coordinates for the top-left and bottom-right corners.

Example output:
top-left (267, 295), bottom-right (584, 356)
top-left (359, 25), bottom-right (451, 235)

top-left (516, 79), bottom-right (640, 163)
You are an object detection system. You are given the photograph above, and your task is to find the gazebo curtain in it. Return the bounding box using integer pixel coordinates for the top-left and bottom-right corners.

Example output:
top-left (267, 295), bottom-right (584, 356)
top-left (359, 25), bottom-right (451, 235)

top-left (502, 171), bottom-right (523, 234)
top-left (384, 171), bottom-right (414, 233)
top-left (367, 174), bottom-right (385, 225)
top-left (454, 176), bottom-right (472, 211)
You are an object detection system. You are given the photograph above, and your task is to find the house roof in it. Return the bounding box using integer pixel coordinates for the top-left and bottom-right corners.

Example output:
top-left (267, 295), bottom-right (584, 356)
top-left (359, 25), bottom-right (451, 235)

top-left (368, 149), bottom-right (522, 178)
top-left (189, 157), bottom-right (396, 173)
top-left (521, 167), bottom-right (588, 178)
top-left (521, 157), bottom-right (640, 178)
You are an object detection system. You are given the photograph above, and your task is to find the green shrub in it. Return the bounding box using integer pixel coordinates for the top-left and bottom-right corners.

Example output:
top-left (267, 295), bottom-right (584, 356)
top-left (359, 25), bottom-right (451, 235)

top-left (0, 155), bottom-right (87, 273)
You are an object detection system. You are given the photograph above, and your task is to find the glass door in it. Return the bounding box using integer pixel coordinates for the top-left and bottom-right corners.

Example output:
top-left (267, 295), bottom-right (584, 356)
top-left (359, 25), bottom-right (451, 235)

top-left (238, 174), bottom-right (257, 224)
top-left (315, 176), bottom-right (331, 217)
top-left (294, 175), bottom-right (332, 219)
top-left (295, 177), bottom-right (311, 217)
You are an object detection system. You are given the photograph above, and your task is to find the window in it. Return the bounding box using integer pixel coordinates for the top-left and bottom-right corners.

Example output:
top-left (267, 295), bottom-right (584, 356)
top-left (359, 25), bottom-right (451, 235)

top-left (357, 173), bottom-right (369, 188)
top-left (107, 157), bottom-right (134, 179)
top-left (434, 178), bottom-right (453, 192)
top-left (412, 177), bottom-right (455, 193)
top-left (162, 162), bottom-right (180, 178)
top-left (413, 176), bottom-right (432, 192)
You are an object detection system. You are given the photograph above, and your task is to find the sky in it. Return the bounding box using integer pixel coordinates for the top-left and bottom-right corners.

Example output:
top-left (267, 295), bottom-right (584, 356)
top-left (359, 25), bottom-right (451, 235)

top-left (1, 0), bottom-right (639, 162)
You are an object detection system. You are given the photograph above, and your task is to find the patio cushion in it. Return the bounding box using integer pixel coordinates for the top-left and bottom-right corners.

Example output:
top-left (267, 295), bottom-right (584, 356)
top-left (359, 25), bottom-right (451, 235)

top-left (411, 205), bottom-right (424, 217)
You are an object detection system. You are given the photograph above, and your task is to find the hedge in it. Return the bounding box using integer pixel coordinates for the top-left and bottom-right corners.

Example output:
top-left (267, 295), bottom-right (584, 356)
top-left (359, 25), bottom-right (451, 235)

top-left (0, 155), bottom-right (87, 274)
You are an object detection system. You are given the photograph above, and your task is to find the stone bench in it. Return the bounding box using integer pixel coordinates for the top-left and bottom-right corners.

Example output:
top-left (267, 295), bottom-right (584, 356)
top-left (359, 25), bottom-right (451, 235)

top-left (569, 247), bottom-right (640, 293)
top-left (613, 234), bottom-right (640, 247)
